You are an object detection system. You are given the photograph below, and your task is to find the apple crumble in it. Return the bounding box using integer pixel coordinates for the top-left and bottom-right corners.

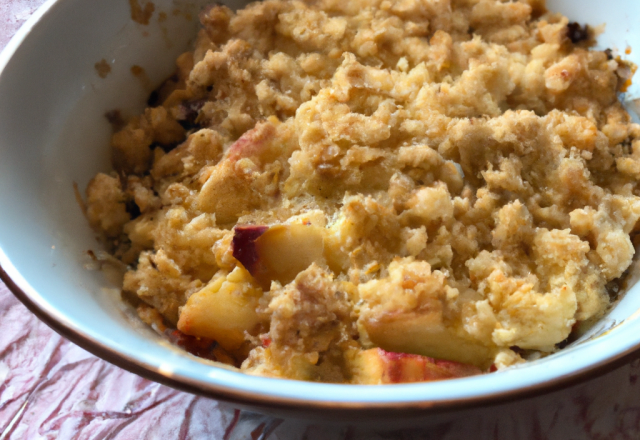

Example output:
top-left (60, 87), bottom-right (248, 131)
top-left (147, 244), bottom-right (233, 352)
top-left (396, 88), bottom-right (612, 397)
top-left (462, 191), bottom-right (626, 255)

top-left (86, 0), bottom-right (640, 384)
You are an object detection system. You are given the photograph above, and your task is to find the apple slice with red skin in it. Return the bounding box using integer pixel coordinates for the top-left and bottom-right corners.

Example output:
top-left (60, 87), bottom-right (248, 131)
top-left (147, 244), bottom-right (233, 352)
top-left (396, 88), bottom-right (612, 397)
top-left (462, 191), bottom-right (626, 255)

top-left (226, 121), bottom-right (276, 161)
top-left (363, 310), bottom-right (497, 368)
top-left (350, 348), bottom-right (482, 384)
top-left (232, 224), bottom-right (325, 288)
top-left (197, 121), bottom-right (277, 223)
top-left (231, 225), bottom-right (269, 275)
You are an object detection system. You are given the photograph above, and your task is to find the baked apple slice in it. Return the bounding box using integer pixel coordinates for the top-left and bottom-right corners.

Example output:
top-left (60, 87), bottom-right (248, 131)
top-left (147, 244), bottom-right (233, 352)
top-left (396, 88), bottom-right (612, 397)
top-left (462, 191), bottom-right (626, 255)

top-left (350, 348), bottom-right (482, 384)
top-left (177, 266), bottom-right (262, 351)
top-left (197, 121), bottom-right (277, 223)
top-left (357, 258), bottom-right (497, 368)
top-left (232, 223), bottom-right (325, 288)
top-left (362, 310), bottom-right (497, 368)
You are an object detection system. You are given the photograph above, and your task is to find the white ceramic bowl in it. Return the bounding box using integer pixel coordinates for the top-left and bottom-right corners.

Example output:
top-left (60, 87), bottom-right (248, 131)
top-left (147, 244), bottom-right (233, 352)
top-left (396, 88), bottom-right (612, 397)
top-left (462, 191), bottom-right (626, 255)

top-left (1, 0), bottom-right (640, 421)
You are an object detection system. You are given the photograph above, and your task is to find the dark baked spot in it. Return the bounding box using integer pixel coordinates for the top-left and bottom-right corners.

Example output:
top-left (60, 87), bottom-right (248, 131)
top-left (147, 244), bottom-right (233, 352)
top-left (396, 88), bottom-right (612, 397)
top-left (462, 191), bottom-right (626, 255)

top-left (176, 99), bottom-right (206, 131)
top-left (147, 73), bottom-right (179, 107)
top-left (167, 330), bottom-right (238, 366)
top-left (604, 48), bottom-right (614, 60)
top-left (125, 199), bottom-right (142, 220)
top-left (104, 110), bottom-right (126, 132)
top-left (567, 22), bottom-right (590, 44)
top-left (606, 266), bottom-right (631, 301)
top-left (509, 346), bottom-right (524, 355)
top-left (147, 90), bottom-right (160, 108)
top-left (121, 288), bottom-right (142, 307)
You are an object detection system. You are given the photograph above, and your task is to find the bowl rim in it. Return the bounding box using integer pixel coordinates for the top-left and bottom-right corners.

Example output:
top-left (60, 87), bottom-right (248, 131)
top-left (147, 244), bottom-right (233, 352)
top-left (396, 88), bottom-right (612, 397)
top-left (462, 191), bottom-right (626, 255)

top-left (3, 259), bottom-right (640, 418)
top-left (2, 0), bottom-right (640, 419)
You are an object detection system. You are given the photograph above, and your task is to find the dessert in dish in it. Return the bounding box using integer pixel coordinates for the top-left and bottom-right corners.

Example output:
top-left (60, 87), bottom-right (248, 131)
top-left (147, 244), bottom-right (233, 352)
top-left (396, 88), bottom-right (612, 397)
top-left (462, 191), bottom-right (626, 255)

top-left (85, 0), bottom-right (639, 384)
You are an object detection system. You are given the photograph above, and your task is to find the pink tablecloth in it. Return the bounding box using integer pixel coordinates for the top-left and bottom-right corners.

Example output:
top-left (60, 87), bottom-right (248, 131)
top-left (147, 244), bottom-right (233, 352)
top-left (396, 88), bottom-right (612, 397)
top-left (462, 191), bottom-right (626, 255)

top-left (3, 1), bottom-right (640, 438)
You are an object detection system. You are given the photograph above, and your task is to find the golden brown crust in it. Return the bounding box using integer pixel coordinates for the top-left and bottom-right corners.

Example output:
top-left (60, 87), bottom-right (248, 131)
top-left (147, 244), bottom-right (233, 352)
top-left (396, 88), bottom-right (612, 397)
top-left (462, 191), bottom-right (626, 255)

top-left (85, 0), bottom-right (640, 383)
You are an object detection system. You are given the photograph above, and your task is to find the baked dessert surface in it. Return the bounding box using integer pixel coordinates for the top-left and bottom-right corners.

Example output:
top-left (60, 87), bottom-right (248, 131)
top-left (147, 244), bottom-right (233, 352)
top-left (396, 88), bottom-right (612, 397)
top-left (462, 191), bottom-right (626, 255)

top-left (86, 0), bottom-right (640, 384)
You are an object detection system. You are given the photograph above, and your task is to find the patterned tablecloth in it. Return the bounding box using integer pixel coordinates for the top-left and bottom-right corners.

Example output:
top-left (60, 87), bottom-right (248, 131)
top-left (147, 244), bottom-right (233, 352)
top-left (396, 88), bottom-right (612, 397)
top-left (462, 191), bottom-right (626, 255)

top-left (3, 1), bottom-right (640, 438)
